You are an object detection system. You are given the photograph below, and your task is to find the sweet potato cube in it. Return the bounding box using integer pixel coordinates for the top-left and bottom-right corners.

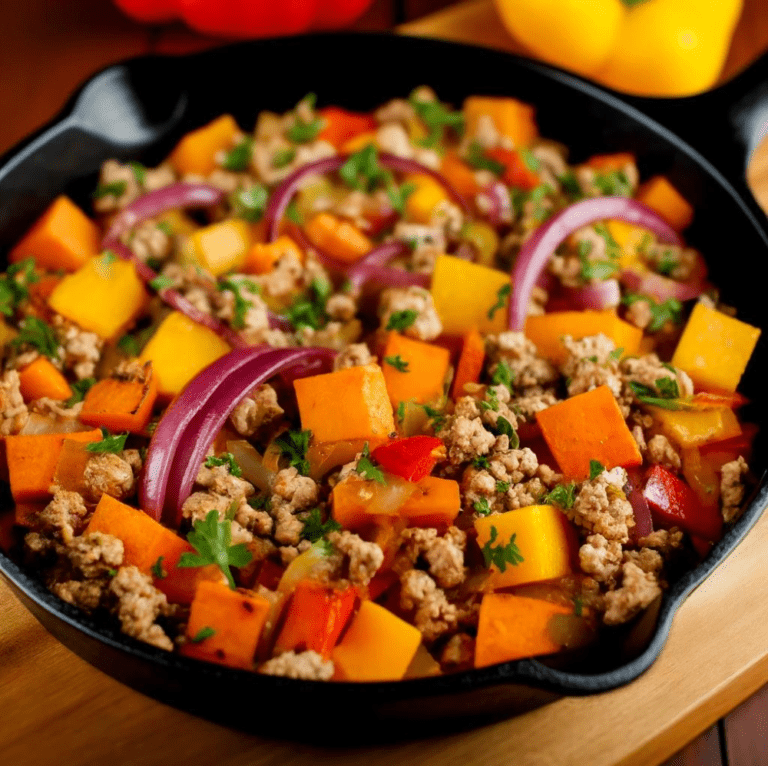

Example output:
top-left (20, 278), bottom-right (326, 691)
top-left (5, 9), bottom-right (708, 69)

top-left (405, 174), bottom-right (449, 224)
top-left (475, 593), bottom-right (572, 667)
top-left (474, 505), bottom-right (576, 589)
top-left (294, 363), bottom-right (394, 444)
top-left (139, 311), bottom-right (231, 398)
top-left (636, 176), bottom-right (694, 231)
top-left (48, 254), bottom-right (149, 340)
top-left (605, 220), bottom-right (652, 269)
top-left (430, 254), bottom-right (510, 335)
top-left (524, 310), bottom-right (643, 364)
top-left (5, 428), bottom-right (102, 502)
top-left (85, 494), bottom-right (191, 573)
top-left (304, 213), bottom-right (372, 263)
top-left (181, 580), bottom-right (270, 670)
top-left (650, 405), bottom-right (742, 449)
top-left (463, 96), bottom-right (538, 147)
top-left (168, 114), bottom-right (241, 176)
top-left (183, 219), bottom-right (252, 276)
top-left (399, 476), bottom-right (461, 528)
top-left (536, 385), bottom-right (642, 479)
top-left (671, 302), bottom-right (760, 393)
top-left (381, 332), bottom-right (450, 409)
top-left (451, 328), bottom-right (485, 399)
top-left (243, 235), bottom-right (303, 275)
top-left (331, 600), bottom-right (422, 681)
top-left (10, 195), bottom-right (100, 272)
top-left (18, 357), bottom-right (72, 402)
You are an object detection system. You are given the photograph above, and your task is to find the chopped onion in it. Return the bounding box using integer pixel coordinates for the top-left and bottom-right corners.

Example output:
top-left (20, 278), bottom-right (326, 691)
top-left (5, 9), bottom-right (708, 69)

top-left (562, 278), bottom-right (622, 310)
top-left (625, 468), bottom-right (653, 540)
top-left (226, 440), bottom-right (274, 492)
top-left (619, 267), bottom-right (705, 302)
top-left (476, 181), bottom-right (512, 226)
top-left (508, 197), bottom-right (682, 331)
top-left (102, 183), bottom-right (225, 248)
top-left (19, 413), bottom-right (91, 435)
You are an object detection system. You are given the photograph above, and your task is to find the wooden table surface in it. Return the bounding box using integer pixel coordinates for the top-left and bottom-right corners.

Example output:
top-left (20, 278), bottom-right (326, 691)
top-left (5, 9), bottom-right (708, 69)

top-left (3, 2), bottom-right (768, 765)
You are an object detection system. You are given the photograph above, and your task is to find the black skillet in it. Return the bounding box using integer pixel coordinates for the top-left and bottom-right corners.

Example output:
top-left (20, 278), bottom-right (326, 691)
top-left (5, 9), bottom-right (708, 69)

top-left (2, 33), bottom-right (768, 742)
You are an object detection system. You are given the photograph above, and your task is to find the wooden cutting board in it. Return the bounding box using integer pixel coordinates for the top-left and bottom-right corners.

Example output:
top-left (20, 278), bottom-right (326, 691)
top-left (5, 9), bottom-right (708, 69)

top-left (4, 2), bottom-right (768, 765)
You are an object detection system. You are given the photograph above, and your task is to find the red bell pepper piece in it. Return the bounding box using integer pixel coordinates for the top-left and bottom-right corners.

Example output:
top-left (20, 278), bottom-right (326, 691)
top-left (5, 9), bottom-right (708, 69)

top-left (642, 465), bottom-right (722, 541)
top-left (689, 391), bottom-right (749, 410)
top-left (316, 107), bottom-right (377, 150)
top-left (484, 147), bottom-right (540, 190)
top-left (372, 436), bottom-right (444, 483)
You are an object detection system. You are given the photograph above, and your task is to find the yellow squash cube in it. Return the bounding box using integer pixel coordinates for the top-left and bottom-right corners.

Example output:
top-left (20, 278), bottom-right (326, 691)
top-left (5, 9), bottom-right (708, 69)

top-left (474, 505), bottom-right (576, 589)
top-left (168, 114), bottom-right (241, 176)
top-left (605, 220), bottom-right (651, 268)
top-left (650, 406), bottom-right (742, 448)
top-left (430, 254), bottom-right (510, 335)
top-left (139, 311), bottom-right (231, 398)
top-left (48, 254), bottom-right (148, 340)
top-left (182, 219), bottom-right (252, 277)
top-left (671, 302), bottom-right (760, 393)
top-left (405, 174), bottom-right (449, 224)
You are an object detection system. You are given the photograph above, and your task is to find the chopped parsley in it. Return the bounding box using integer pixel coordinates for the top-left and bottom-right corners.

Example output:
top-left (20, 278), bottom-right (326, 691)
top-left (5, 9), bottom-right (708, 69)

top-left (92, 180), bottom-right (127, 199)
top-left (286, 94), bottom-right (325, 144)
top-left (231, 184), bottom-right (269, 222)
top-left (629, 378), bottom-right (685, 410)
top-left (129, 161), bottom-right (147, 186)
top-left (63, 377), bottom-right (95, 409)
top-left (86, 427), bottom-right (128, 454)
top-left (149, 274), bottom-right (174, 292)
top-left (300, 507), bottom-right (341, 543)
top-left (655, 249), bottom-right (678, 276)
top-left (589, 460), bottom-right (605, 480)
top-left (473, 498), bottom-right (492, 516)
top-left (285, 198), bottom-right (304, 225)
top-left (284, 277), bottom-right (331, 330)
top-left (10, 316), bottom-right (59, 359)
top-left (592, 169), bottom-right (633, 197)
top-left (479, 388), bottom-right (500, 412)
top-left (204, 452), bottom-right (243, 477)
top-left (357, 443), bottom-right (386, 484)
top-left (490, 360), bottom-right (515, 392)
top-left (472, 455), bottom-right (490, 470)
top-left (396, 401), bottom-right (406, 422)
top-left (573, 596), bottom-right (584, 617)
top-left (272, 147), bottom-right (296, 169)
top-left (656, 377), bottom-right (680, 399)
top-left (118, 325), bottom-right (155, 357)
top-left (151, 556), bottom-right (167, 580)
top-left (422, 403), bottom-right (447, 432)
top-left (247, 494), bottom-right (271, 511)
top-left (579, 250), bottom-right (620, 282)
top-left (340, 144), bottom-right (389, 192)
top-left (409, 91), bottom-right (464, 148)
top-left (519, 148), bottom-right (541, 172)
top-left (621, 293), bottom-right (683, 332)
top-left (274, 429), bottom-right (312, 476)
top-left (593, 222), bottom-right (621, 260)
top-left (487, 283), bottom-right (511, 320)
top-left (495, 415), bottom-right (520, 448)
top-left (466, 141), bottom-right (505, 175)
top-left (496, 480), bottom-right (511, 494)
top-left (190, 626), bottom-right (216, 643)
top-left (608, 347), bottom-right (624, 361)
top-left (0, 258), bottom-right (39, 317)
top-left (384, 354), bottom-right (409, 372)
top-left (543, 482), bottom-right (577, 509)
top-left (386, 309), bottom-right (418, 331)
top-left (179, 509), bottom-right (252, 590)
top-left (222, 136), bottom-right (253, 171)
top-left (558, 170), bottom-right (583, 200)
top-left (218, 278), bottom-right (258, 330)
top-left (386, 180), bottom-right (417, 216)
top-left (482, 525), bottom-right (524, 571)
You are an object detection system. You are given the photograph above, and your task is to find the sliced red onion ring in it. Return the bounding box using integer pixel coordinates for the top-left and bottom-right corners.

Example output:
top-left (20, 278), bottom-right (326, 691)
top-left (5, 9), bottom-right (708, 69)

top-left (509, 197), bottom-right (682, 331)
top-left (265, 152), bottom-right (470, 242)
top-left (562, 278), bottom-right (622, 311)
top-left (102, 183), bottom-right (225, 248)
top-left (625, 467), bottom-right (653, 540)
top-left (476, 181), bottom-right (512, 227)
top-left (619, 267), bottom-right (705, 302)
top-left (161, 347), bottom-right (336, 524)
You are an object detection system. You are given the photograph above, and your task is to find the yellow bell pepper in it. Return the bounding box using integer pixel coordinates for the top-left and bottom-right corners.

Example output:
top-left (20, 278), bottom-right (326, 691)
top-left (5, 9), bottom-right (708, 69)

top-left (493, 0), bottom-right (743, 97)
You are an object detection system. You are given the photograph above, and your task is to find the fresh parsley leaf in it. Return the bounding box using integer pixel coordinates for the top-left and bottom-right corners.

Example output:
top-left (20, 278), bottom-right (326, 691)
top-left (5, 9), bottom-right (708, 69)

top-left (543, 482), bottom-right (577, 509)
top-left (64, 377), bottom-right (95, 408)
top-left (129, 161), bottom-right (147, 186)
top-left (592, 169), bottom-right (632, 197)
top-left (490, 360), bottom-right (515, 392)
top-left (474, 497), bottom-right (492, 516)
top-left (339, 144), bottom-right (389, 192)
top-left (272, 147), bottom-right (296, 169)
top-left (149, 274), bottom-right (174, 292)
top-left (156, 221), bottom-right (173, 236)
top-left (231, 184), bottom-right (269, 222)
top-left (409, 92), bottom-right (464, 148)
top-left (519, 148), bottom-right (541, 172)
top-left (422, 403), bottom-right (447, 432)
top-left (386, 309), bottom-right (418, 331)
top-left (593, 222), bottom-right (621, 260)
top-left (609, 347), bottom-right (624, 361)
top-left (479, 388), bottom-right (500, 412)
top-left (487, 283), bottom-right (511, 320)
top-left (92, 181), bottom-right (128, 199)
top-left (222, 136), bottom-right (253, 171)
top-left (472, 455), bottom-right (490, 470)
top-left (0, 258), bottom-right (38, 317)
top-left (357, 443), bottom-right (386, 484)
top-left (655, 249), bottom-right (678, 276)
top-left (287, 95), bottom-right (325, 143)
top-left (179, 509), bottom-right (252, 590)
top-left (284, 277), bottom-right (331, 330)
top-left (573, 596), bottom-right (584, 617)
top-left (300, 508), bottom-right (341, 543)
top-left (151, 556), bottom-right (167, 580)
top-left (218, 278), bottom-right (257, 330)
top-left (190, 626), bottom-right (216, 643)
top-left (495, 416), bottom-right (519, 448)
top-left (558, 170), bottom-right (583, 200)
top-left (386, 180), bottom-right (416, 216)
top-left (496, 480), bottom-right (510, 494)
top-left (285, 198), bottom-right (304, 225)
top-left (10, 316), bottom-right (59, 359)
top-left (482, 525), bottom-right (524, 572)
top-left (384, 354), bottom-right (409, 373)
top-left (86, 427), bottom-right (128, 454)
top-left (466, 141), bottom-right (505, 175)
top-left (579, 255), bottom-right (619, 282)
top-left (274, 429), bottom-right (312, 476)
top-left (396, 401), bottom-right (406, 422)
top-left (589, 460), bottom-right (605, 480)
top-left (205, 452), bottom-right (243, 478)
top-left (101, 250), bottom-right (118, 266)
top-left (656, 377), bottom-right (680, 399)
top-left (247, 494), bottom-right (271, 511)
top-left (118, 325), bottom-right (155, 357)
top-left (621, 293), bottom-right (682, 332)
top-left (628, 380), bottom-right (686, 410)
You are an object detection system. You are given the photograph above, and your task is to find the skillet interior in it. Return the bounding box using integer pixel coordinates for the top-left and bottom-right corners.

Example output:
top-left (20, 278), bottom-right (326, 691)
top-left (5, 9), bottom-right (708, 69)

top-left (1, 33), bottom-right (767, 741)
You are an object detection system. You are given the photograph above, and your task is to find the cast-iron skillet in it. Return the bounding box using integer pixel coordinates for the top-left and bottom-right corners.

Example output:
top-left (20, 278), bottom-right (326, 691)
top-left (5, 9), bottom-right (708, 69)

top-left (2, 33), bottom-right (768, 742)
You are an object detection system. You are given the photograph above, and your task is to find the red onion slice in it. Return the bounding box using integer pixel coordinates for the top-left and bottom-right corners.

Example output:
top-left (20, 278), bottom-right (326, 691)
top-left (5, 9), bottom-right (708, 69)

top-left (102, 183), bottom-right (225, 248)
top-left (161, 347), bottom-right (336, 524)
top-left (619, 267), bottom-right (705, 302)
top-left (476, 181), bottom-right (512, 226)
top-left (509, 197), bottom-right (682, 331)
top-left (625, 467), bottom-right (653, 540)
top-left (562, 278), bottom-right (622, 310)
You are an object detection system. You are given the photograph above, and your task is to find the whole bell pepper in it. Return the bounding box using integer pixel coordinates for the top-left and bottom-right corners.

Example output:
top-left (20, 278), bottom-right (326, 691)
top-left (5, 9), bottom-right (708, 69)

top-left (493, 0), bottom-right (743, 96)
top-left (113, 0), bottom-right (374, 38)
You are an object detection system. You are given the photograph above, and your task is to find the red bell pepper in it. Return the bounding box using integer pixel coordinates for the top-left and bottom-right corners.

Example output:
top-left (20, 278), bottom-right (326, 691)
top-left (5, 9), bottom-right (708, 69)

top-left (642, 464), bottom-right (722, 541)
top-left (113, 0), bottom-right (374, 38)
top-left (484, 147), bottom-right (540, 190)
top-left (372, 436), bottom-right (444, 483)
top-left (316, 107), bottom-right (377, 150)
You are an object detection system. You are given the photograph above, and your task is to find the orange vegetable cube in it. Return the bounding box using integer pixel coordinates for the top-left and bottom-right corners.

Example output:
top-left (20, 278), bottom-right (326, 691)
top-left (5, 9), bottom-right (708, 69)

top-left (304, 213), bottom-right (372, 263)
top-left (605, 220), bottom-right (652, 269)
top-left (405, 174), bottom-right (449, 224)
top-left (650, 406), bottom-right (742, 449)
top-left (181, 580), bottom-right (270, 670)
top-left (168, 114), bottom-right (241, 176)
top-left (475, 593), bottom-right (572, 667)
top-left (585, 152), bottom-right (636, 173)
top-left (331, 600), bottom-right (422, 681)
top-left (340, 131), bottom-right (378, 154)
top-left (463, 96), bottom-right (538, 147)
top-left (399, 476), bottom-right (461, 528)
top-left (294, 363), bottom-right (394, 445)
top-left (671, 302), bottom-right (760, 393)
top-left (474, 505), bottom-right (576, 589)
top-left (380, 332), bottom-right (451, 410)
top-left (440, 152), bottom-right (481, 198)
top-left (536, 385), bottom-right (642, 479)
top-left (10, 195), bottom-right (100, 272)
top-left (451, 328), bottom-right (485, 399)
top-left (242, 235), bottom-right (303, 275)
top-left (17, 357), bottom-right (72, 402)
top-left (635, 176), bottom-right (694, 231)
top-left (524, 310), bottom-right (643, 364)
top-left (182, 219), bottom-right (252, 276)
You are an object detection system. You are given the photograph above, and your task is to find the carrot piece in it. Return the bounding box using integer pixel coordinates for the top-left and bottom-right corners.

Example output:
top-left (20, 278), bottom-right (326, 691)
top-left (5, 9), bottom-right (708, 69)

top-left (303, 212), bottom-right (373, 263)
top-left (168, 114), bottom-right (241, 176)
top-left (485, 147), bottom-right (540, 190)
top-left (463, 96), bottom-right (538, 147)
top-left (380, 332), bottom-right (451, 410)
top-left (536, 385), bottom-right (642, 480)
top-left (440, 152), bottom-right (481, 198)
top-left (242, 235), bottom-right (303, 275)
top-left (585, 152), bottom-right (636, 172)
top-left (316, 106), bottom-right (377, 150)
top-left (273, 581), bottom-right (358, 658)
top-left (294, 363), bottom-right (395, 445)
top-left (9, 196), bottom-right (100, 272)
top-left (451, 328), bottom-right (485, 399)
top-left (180, 580), bottom-right (270, 670)
top-left (5, 428), bottom-right (102, 502)
top-left (17, 357), bottom-right (73, 402)
top-left (475, 593), bottom-right (572, 667)
top-left (79, 363), bottom-right (158, 434)
top-left (635, 176), bottom-right (694, 231)
top-left (85, 494), bottom-right (191, 574)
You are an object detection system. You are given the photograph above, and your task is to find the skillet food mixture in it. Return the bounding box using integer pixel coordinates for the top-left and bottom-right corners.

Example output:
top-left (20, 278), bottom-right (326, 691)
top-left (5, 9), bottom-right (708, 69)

top-left (0, 90), bottom-right (761, 681)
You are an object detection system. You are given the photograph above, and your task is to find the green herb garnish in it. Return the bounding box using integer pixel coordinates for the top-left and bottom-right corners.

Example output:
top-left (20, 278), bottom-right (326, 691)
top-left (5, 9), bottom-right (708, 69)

top-left (386, 309), bottom-right (418, 332)
top-left (222, 136), bottom-right (253, 171)
top-left (466, 141), bottom-right (505, 175)
top-left (64, 377), bottom-right (95, 409)
top-left (300, 507), bottom-right (341, 543)
top-left (592, 169), bottom-right (632, 197)
top-left (274, 429), bottom-right (312, 476)
top-left (190, 626), bottom-right (216, 643)
top-left (621, 293), bottom-right (683, 332)
top-left (0, 258), bottom-right (39, 317)
top-left (204, 452), bottom-right (243, 477)
top-left (86, 427), bottom-right (128, 454)
top-left (543, 482), bottom-right (577, 509)
top-left (357, 443), bottom-right (386, 484)
top-left (231, 184), bottom-right (269, 222)
top-left (482, 526), bottom-right (524, 572)
top-left (272, 147), bottom-right (296, 169)
top-left (474, 498), bottom-right (492, 516)
top-left (287, 94), bottom-right (325, 143)
top-left (496, 480), bottom-right (511, 494)
top-left (218, 278), bottom-right (258, 330)
top-left (129, 161), bottom-right (147, 186)
top-left (92, 181), bottom-right (128, 199)
top-left (284, 277), bottom-right (331, 330)
top-left (10, 316), bottom-right (59, 359)
top-left (384, 354), bottom-right (409, 373)
top-left (409, 91), bottom-right (464, 148)
top-left (488, 283), bottom-right (511, 320)
top-left (149, 274), bottom-right (174, 292)
top-left (495, 415), bottom-right (519, 448)
top-left (151, 556), bottom-right (167, 580)
top-left (490, 360), bottom-right (515, 392)
top-left (589, 460), bottom-right (605, 480)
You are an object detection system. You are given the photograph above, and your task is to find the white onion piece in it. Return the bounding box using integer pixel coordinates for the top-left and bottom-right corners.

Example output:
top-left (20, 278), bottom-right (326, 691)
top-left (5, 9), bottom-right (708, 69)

top-left (226, 440), bottom-right (274, 492)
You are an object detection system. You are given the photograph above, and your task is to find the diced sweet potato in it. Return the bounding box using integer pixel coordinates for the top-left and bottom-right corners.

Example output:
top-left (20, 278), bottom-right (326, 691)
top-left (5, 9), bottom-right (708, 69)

top-left (17, 357), bottom-right (72, 402)
top-left (168, 114), bottom-right (240, 176)
top-left (635, 176), bottom-right (694, 231)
